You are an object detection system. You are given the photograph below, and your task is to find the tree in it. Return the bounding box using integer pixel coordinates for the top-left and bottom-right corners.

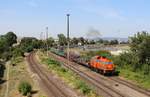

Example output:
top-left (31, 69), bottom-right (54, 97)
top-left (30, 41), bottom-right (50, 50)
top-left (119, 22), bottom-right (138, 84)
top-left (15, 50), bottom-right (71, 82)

top-left (113, 31), bottom-right (150, 75)
top-left (47, 37), bottom-right (55, 47)
top-left (12, 46), bottom-right (24, 57)
top-left (20, 37), bottom-right (39, 52)
top-left (71, 37), bottom-right (79, 45)
top-left (97, 39), bottom-right (104, 44)
top-left (130, 31), bottom-right (150, 63)
top-left (57, 34), bottom-right (67, 46)
top-left (5, 32), bottom-right (17, 46)
top-left (78, 37), bottom-right (85, 45)
top-left (109, 39), bottom-right (119, 45)
top-left (89, 40), bottom-right (95, 44)
top-left (0, 36), bottom-right (8, 54)
top-left (103, 40), bottom-right (109, 45)
top-left (18, 81), bottom-right (32, 96)
top-left (0, 32), bottom-right (17, 61)
top-left (0, 61), bottom-right (5, 79)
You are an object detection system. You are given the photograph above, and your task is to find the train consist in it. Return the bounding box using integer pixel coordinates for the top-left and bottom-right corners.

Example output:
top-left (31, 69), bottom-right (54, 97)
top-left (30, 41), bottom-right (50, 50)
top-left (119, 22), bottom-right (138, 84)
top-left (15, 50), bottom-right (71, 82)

top-left (51, 49), bottom-right (115, 75)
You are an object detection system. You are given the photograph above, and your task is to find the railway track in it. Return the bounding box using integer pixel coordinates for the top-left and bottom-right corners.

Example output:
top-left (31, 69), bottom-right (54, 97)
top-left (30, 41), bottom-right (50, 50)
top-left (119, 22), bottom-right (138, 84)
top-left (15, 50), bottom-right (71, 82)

top-left (49, 52), bottom-right (150, 97)
top-left (27, 52), bottom-right (70, 97)
top-left (49, 52), bottom-right (127, 97)
top-left (109, 77), bottom-right (150, 96)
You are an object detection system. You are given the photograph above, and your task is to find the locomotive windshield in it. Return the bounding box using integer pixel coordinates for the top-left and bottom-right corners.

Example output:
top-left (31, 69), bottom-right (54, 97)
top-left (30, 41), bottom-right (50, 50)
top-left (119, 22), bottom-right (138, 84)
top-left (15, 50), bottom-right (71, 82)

top-left (104, 62), bottom-right (113, 65)
top-left (96, 60), bottom-right (113, 65)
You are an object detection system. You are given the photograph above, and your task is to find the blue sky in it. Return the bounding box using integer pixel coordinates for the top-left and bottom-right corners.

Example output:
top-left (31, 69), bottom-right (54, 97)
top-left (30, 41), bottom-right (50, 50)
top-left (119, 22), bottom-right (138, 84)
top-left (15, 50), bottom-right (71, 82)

top-left (0, 0), bottom-right (150, 38)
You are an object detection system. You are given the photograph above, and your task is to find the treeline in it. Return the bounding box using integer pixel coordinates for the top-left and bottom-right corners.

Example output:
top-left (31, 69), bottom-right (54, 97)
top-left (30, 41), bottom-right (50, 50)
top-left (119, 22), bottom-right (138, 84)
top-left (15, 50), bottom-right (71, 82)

top-left (114, 31), bottom-right (150, 75)
top-left (50, 33), bottom-right (128, 47)
top-left (0, 32), bottom-right (43, 82)
top-left (0, 32), bottom-right (17, 82)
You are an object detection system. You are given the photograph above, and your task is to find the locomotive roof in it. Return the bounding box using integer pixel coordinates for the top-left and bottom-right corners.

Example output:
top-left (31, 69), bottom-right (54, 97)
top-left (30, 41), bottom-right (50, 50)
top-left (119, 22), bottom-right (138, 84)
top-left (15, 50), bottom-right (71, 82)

top-left (94, 55), bottom-right (112, 62)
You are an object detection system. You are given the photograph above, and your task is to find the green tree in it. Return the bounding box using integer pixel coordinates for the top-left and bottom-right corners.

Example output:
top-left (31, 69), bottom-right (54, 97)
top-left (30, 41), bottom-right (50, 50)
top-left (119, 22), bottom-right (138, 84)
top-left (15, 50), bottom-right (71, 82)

top-left (109, 39), bottom-right (119, 45)
top-left (57, 34), bottom-right (67, 46)
top-left (113, 31), bottom-right (150, 75)
top-left (12, 46), bottom-right (24, 57)
top-left (20, 37), bottom-right (40, 52)
top-left (78, 37), bottom-right (85, 45)
top-left (71, 37), bottom-right (79, 45)
top-left (130, 31), bottom-right (150, 63)
top-left (47, 37), bottom-right (55, 47)
top-left (89, 40), bottom-right (95, 44)
top-left (0, 32), bottom-right (17, 61)
top-left (97, 39), bottom-right (104, 44)
top-left (5, 32), bottom-right (17, 46)
top-left (18, 81), bottom-right (32, 96)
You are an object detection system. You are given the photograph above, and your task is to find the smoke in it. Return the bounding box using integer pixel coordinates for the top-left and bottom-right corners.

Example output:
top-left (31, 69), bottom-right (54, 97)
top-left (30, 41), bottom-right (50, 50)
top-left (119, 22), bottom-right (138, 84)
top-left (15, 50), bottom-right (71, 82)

top-left (86, 27), bottom-right (101, 39)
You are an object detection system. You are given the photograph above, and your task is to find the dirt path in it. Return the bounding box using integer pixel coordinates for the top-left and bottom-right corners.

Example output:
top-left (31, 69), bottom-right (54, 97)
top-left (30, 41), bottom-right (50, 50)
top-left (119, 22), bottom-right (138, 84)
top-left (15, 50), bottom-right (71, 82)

top-left (4, 61), bottom-right (10, 97)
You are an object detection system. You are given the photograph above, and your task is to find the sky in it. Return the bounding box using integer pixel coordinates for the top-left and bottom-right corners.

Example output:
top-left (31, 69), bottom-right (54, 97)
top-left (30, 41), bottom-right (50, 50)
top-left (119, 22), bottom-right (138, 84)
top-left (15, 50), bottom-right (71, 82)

top-left (0, 0), bottom-right (150, 38)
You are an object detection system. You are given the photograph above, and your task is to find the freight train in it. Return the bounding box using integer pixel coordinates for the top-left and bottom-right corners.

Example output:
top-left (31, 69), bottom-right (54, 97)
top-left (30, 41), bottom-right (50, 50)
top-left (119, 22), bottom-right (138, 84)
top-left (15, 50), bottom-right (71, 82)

top-left (51, 49), bottom-right (115, 75)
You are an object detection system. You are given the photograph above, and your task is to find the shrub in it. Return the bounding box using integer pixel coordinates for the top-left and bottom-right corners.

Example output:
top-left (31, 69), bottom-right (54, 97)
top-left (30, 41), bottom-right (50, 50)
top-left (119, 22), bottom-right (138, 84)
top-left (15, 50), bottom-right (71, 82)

top-left (18, 81), bottom-right (32, 96)
top-left (76, 80), bottom-right (91, 94)
top-left (83, 50), bottom-right (112, 60)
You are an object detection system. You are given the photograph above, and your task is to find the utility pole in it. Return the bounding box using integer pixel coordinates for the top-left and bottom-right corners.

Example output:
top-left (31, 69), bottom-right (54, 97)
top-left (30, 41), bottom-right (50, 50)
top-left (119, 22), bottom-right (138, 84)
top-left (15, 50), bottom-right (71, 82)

top-left (40, 32), bottom-right (43, 49)
top-left (67, 14), bottom-right (70, 66)
top-left (46, 27), bottom-right (49, 56)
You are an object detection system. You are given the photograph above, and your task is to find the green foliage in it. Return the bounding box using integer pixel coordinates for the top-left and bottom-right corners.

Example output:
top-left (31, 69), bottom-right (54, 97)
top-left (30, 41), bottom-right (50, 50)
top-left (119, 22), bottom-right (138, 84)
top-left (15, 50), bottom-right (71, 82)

top-left (57, 34), bottom-right (67, 46)
top-left (12, 47), bottom-right (24, 57)
top-left (75, 80), bottom-right (91, 94)
top-left (47, 37), bottom-right (55, 47)
top-left (78, 37), bottom-right (85, 45)
top-left (20, 37), bottom-right (41, 52)
top-left (109, 39), bottom-right (119, 45)
top-left (0, 62), bottom-right (5, 78)
top-left (103, 40), bottom-right (109, 45)
top-left (112, 31), bottom-right (150, 89)
top-left (130, 31), bottom-right (150, 63)
top-left (11, 57), bottom-right (24, 65)
top-left (18, 81), bottom-right (32, 96)
top-left (0, 32), bottom-right (17, 61)
top-left (5, 32), bottom-right (17, 46)
top-left (71, 37), bottom-right (79, 45)
top-left (44, 58), bottom-right (60, 66)
top-left (118, 68), bottom-right (150, 89)
top-left (89, 40), bottom-right (96, 44)
top-left (83, 50), bottom-right (112, 60)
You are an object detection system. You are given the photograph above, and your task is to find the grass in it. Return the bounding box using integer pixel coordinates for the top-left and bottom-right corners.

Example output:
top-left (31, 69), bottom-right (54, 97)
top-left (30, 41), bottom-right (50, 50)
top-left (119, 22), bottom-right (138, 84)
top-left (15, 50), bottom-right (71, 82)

top-left (118, 67), bottom-right (150, 90)
top-left (37, 50), bottom-right (100, 97)
top-left (1, 56), bottom-right (46, 97)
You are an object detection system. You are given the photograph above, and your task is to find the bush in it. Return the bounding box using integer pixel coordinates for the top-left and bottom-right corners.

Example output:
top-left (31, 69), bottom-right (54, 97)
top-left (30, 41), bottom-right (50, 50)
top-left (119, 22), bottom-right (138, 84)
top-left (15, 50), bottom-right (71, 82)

top-left (83, 50), bottom-right (112, 60)
top-left (76, 81), bottom-right (91, 94)
top-left (18, 81), bottom-right (32, 96)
